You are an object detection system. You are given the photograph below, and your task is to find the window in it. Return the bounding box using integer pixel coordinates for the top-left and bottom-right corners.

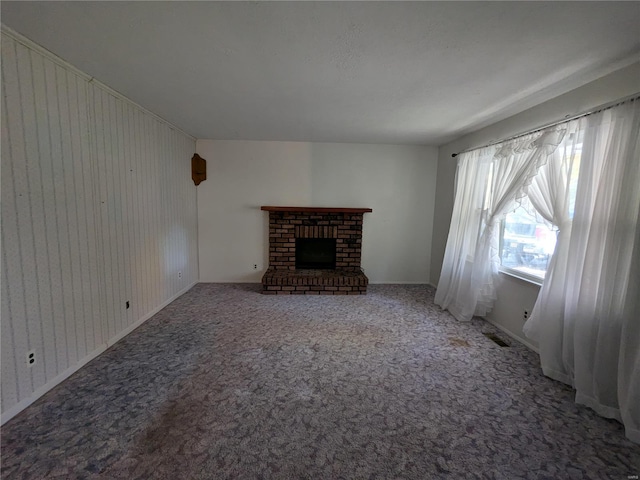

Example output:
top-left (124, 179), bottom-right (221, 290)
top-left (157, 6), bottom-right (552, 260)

top-left (498, 134), bottom-right (582, 282)
top-left (499, 199), bottom-right (557, 281)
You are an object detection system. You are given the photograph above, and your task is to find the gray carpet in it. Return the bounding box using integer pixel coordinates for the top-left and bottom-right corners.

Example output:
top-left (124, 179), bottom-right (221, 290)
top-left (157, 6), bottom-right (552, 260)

top-left (1, 284), bottom-right (638, 479)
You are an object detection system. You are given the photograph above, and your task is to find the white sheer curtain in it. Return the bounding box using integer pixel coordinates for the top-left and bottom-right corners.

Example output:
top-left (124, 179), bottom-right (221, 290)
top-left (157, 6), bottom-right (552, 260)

top-left (524, 101), bottom-right (640, 443)
top-left (435, 131), bottom-right (565, 321)
top-left (434, 146), bottom-right (494, 321)
top-left (523, 121), bottom-right (582, 383)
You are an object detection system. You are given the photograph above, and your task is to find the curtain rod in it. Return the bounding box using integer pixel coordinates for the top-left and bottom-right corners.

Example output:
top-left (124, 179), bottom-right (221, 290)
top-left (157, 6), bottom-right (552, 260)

top-left (451, 93), bottom-right (640, 158)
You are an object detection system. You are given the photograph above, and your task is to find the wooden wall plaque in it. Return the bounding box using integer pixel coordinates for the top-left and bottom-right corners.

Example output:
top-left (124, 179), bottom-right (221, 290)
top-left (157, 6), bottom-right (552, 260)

top-left (191, 153), bottom-right (206, 186)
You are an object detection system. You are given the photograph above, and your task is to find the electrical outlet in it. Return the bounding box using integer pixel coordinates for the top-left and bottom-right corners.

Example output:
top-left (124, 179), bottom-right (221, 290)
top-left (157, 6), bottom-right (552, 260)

top-left (178, 271), bottom-right (182, 279)
top-left (523, 310), bottom-right (529, 320)
top-left (26, 350), bottom-right (36, 367)
top-left (253, 264), bottom-right (258, 270)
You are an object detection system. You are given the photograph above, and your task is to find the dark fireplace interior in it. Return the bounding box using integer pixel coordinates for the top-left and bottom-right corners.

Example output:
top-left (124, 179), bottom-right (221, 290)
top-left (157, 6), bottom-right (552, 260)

top-left (296, 238), bottom-right (336, 269)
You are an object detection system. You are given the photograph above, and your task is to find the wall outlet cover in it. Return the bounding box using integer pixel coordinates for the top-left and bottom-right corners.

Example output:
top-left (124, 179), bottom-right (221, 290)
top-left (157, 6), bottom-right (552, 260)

top-left (26, 350), bottom-right (36, 367)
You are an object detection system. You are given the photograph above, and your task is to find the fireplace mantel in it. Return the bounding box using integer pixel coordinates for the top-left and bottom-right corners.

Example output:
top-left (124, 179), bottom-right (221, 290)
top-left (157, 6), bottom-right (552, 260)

top-left (261, 206), bottom-right (372, 214)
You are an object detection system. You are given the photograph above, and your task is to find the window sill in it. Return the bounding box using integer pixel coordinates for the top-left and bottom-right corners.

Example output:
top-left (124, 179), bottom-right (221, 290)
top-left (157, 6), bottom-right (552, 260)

top-left (498, 267), bottom-right (544, 287)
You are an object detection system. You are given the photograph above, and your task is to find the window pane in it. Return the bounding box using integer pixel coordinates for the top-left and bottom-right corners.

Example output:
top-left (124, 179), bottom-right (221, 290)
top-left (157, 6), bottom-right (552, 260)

top-left (499, 202), bottom-right (557, 279)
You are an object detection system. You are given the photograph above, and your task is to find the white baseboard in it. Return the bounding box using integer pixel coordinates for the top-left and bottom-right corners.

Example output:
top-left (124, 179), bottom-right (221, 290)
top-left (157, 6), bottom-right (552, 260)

top-left (1, 346), bottom-right (108, 425)
top-left (483, 317), bottom-right (539, 353)
top-left (1, 282), bottom-right (197, 425)
top-left (103, 281), bottom-right (196, 348)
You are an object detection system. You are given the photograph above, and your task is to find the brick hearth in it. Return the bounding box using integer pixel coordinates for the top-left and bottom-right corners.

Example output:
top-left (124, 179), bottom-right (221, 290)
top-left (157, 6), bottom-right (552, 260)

top-left (261, 206), bottom-right (372, 294)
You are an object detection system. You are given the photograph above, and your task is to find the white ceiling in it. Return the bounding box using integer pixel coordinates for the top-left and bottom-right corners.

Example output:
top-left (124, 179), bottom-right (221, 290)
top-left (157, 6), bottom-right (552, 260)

top-left (2, 2), bottom-right (639, 145)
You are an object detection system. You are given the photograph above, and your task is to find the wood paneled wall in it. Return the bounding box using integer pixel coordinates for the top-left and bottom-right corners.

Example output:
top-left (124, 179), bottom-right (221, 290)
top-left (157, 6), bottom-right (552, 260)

top-left (1, 28), bottom-right (198, 421)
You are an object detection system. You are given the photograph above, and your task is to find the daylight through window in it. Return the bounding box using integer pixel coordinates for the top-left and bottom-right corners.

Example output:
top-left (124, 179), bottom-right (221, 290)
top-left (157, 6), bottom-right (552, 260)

top-left (498, 135), bottom-right (582, 281)
top-left (499, 200), bottom-right (557, 280)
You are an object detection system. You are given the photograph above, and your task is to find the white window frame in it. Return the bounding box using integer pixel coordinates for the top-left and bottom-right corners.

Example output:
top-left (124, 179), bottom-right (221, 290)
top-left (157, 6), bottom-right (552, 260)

top-left (498, 264), bottom-right (544, 286)
top-left (497, 202), bottom-right (555, 286)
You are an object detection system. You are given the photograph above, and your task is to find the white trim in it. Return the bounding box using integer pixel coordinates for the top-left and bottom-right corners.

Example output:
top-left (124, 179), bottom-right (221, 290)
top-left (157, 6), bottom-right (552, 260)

top-left (1, 282), bottom-right (197, 425)
top-left (0, 24), bottom-right (196, 141)
top-left (1, 24), bottom-right (92, 80)
top-left (498, 266), bottom-right (544, 287)
top-left (1, 346), bottom-right (108, 425)
top-left (483, 316), bottom-right (539, 354)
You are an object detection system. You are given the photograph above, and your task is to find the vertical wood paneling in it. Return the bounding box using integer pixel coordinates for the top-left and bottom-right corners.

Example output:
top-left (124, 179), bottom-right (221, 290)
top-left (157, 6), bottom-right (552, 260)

top-left (66, 73), bottom-right (90, 360)
top-left (134, 107), bottom-right (149, 318)
top-left (15, 42), bottom-right (46, 389)
top-left (1, 248), bottom-right (19, 408)
top-left (43, 57), bottom-right (71, 372)
top-left (116, 99), bottom-right (132, 328)
top-left (126, 102), bottom-right (141, 322)
top-left (111, 93), bottom-right (126, 335)
top-left (1, 31), bottom-right (198, 421)
top-left (81, 79), bottom-right (104, 352)
top-left (2, 39), bottom-right (35, 398)
top-left (55, 64), bottom-right (81, 365)
top-left (29, 48), bottom-right (59, 381)
top-left (2, 55), bottom-right (21, 408)
top-left (88, 84), bottom-right (109, 348)
top-left (146, 114), bottom-right (159, 311)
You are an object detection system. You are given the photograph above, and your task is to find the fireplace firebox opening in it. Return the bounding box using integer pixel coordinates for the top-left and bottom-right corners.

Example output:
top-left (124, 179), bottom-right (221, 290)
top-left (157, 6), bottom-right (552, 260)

top-left (296, 238), bottom-right (336, 270)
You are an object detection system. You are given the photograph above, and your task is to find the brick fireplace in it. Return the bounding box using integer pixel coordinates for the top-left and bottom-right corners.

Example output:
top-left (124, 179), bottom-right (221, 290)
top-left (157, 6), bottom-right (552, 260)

top-left (261, 206), bottom-right (372, 294)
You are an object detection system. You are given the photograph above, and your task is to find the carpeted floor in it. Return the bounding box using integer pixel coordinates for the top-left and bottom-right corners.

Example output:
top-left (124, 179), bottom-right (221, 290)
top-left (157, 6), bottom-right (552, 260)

top-left (1, 284), bottom-right (638, 479)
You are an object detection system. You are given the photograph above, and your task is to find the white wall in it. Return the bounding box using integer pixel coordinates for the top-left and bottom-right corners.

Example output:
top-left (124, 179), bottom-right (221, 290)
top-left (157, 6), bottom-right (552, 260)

top-left (431, 62), bottom-right (640, 348)
top-left (197, 140), bottom-right (438, 284)
top-left (1, 28), bottom-right (198, 422)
